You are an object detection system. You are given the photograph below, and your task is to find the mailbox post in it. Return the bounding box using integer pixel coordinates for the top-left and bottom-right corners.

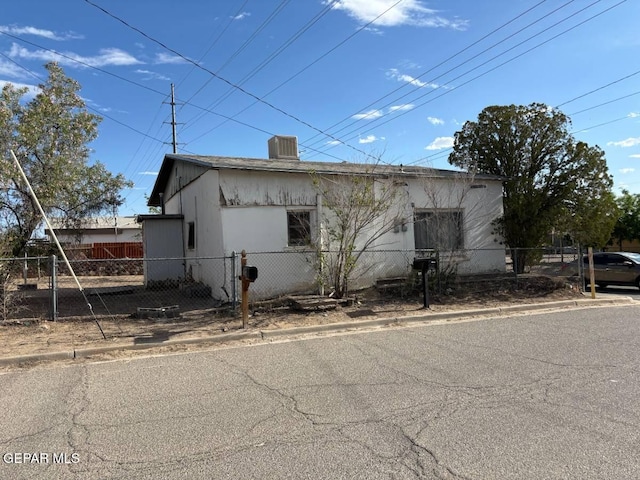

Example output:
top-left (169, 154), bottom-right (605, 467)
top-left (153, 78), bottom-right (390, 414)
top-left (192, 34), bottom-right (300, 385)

top-left (239, 250), bottom-right (258, 328)
top-left (413, 257), bottom-right (438, 309)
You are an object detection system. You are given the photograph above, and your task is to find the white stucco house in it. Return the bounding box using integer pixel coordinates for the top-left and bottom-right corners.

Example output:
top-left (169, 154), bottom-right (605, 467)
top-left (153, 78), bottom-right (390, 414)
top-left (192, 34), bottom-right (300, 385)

top-left (140, 136), bottom-right (505, 300)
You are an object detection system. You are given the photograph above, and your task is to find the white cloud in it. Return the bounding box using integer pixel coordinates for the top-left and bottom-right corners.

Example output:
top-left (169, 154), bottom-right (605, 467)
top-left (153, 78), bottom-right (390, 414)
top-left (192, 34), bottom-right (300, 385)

top-left (0, 59), bottom-right (28, 79)
top-left (0, 25), bottom-right (82, 41)
top-left (388, 104), bottom-right (414, 113)
top-left (351, 109), bottom-right (383, 120)
top-left (607, 137), bottom-right (640, 148)
top-left (135, 69), bottom-right (170, 81)
top-left (427, 116), bottom-right (444, 125)
top-left (9, 43), bottom-right (142, 68)
top-left (629, 154), bottom-right (640, 158)
top-left (386, 68), bottom-right (440, 89)
top-left (619, 168), bottom-right (635, 174)
top-left (154, 52), bottom-right (189, 65)
top-left (232, 12), bottom-right (251, 20)
top-left (138, 171), bottom-right (159, 176)
top-left (425, 136), bottom-right (454, 150)
top-left (628, 112), bottom-right (640, 118)
top-left (326, 0), bottom-right (468, 29)
top-left (326, 140), bottom-right (342, 146)
top-left (358, 135), bottom-right (385, 144)
top-left (0, 80), bottom-right (39, 99)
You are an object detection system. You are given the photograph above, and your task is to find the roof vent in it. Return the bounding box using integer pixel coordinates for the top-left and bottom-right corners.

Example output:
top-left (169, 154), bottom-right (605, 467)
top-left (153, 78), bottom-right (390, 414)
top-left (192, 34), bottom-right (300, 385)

top-left (268, 135), bottom-right (299, 160)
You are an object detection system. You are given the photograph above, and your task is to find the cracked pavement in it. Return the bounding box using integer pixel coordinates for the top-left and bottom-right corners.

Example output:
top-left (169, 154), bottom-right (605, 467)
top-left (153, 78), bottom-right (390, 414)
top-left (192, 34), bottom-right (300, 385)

top-left (1, 305), bottom-right (639, 479)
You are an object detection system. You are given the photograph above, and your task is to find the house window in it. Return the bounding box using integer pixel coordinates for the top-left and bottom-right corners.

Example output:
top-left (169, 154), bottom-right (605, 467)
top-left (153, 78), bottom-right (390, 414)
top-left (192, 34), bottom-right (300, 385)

top-left (414, 210), bottom-right (463, 251)
top-left (287, 211), bottom-right (311, 246)
top-left (187, 222), bottom-right (195, 250)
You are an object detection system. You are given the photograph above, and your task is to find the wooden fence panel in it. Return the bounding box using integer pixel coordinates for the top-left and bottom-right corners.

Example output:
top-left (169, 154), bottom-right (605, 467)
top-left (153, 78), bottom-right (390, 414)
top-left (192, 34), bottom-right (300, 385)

top-left (92, 242), bottom-right (143, 259)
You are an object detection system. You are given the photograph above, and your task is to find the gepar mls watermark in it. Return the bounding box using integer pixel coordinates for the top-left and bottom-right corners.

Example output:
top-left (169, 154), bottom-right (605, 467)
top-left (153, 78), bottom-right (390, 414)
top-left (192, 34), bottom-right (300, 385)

top-left (3, 452), bottom-right (80, 464)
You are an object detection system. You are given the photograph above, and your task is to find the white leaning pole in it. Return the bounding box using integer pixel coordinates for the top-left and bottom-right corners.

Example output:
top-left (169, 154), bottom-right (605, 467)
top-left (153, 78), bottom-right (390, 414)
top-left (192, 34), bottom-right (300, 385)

top-left (10, 150), bottom-right (106, 339)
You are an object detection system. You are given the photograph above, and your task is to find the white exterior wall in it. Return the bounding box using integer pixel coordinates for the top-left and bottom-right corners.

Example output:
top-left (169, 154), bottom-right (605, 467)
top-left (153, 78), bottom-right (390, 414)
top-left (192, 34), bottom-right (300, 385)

top-left (406, 177), bottom-right (505, 274)
top-left (150, 164), bottom-right (505, 301)
top-left (219, 169), bottom-right (319, 299)
top-left (176, 170), bottom-right (231, 300)
top-left (221, 206), bottom-right (318, 299)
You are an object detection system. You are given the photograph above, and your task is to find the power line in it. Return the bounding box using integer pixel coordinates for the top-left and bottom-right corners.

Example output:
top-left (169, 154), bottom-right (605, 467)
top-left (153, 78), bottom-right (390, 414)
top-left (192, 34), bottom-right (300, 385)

top-left (302, 0), bottom-right (554, 147)
top-left (313, 0), bottom-right (624, 160)
top-left (181, 0), bottom-right (339, 136)
top-left (179, 0), bottom-right (291, 115)
top-left (176, 0), bottom-right (250, 94)
top-left (557, 68), bottom-right (640, 108)
top-left (184, 0), bottom-right (403, 146)
top-left (305, 0), bottom-right (602, 156)
top-left (83, 0), bottom-right (382, 163)
top-left (568, 89), bottom-right (640, 116)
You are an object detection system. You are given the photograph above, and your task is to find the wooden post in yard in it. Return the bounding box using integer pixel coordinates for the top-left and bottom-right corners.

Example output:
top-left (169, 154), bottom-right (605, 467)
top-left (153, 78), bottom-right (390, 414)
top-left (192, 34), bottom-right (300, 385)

top-left (587, 247), bottom-right (596, 299)
top-left (241, 250), bottom-right (249, 329)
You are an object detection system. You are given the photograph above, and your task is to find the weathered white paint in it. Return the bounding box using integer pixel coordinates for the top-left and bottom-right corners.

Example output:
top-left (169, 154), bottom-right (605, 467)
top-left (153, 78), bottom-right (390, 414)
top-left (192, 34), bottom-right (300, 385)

top-left (219, 170), bottom-right (317, 207)
top-left (145, 158), bottom-right (506, 300)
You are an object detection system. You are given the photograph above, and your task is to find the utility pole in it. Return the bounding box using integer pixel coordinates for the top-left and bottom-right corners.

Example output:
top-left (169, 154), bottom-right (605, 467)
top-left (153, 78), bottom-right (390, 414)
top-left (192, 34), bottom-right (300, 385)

top-left (163, 84), bottom-right (181, 153)
top-left (170, 83), bottom-right (178, 154)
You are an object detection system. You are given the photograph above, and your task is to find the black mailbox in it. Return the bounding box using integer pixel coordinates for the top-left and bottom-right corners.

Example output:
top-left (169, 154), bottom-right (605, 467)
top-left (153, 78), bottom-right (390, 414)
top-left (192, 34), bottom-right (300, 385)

top-left (413, 258), bottom-right (438, 270)
top-left (242, 265), bottom-right (258, 282)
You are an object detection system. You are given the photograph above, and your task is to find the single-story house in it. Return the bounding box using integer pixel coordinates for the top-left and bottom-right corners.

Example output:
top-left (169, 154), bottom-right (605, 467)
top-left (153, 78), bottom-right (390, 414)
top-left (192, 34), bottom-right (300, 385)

top-left (140, 136), bottom-right (505, 300)
top-left (46, 216), bottom-right (142, 244)
top-left (45, 216), bottom-right (143, 259)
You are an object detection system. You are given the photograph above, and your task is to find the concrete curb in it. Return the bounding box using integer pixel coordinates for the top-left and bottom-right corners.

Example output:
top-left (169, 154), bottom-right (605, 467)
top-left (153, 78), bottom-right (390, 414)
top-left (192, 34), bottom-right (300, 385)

top-left (0, 350), bottom-right (75, 366)
top-left (260, 297), bottom-right (635, 339)
top-left (74, 330), bottom-right (262, 358)
top-left (1, 297), bottom-right (635, 367)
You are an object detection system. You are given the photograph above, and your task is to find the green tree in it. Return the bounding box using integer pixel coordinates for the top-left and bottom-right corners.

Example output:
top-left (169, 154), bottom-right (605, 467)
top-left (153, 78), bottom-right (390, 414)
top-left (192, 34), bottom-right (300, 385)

top-left (0, 62), bottom-right (131, 256)
top-left (610, 189), bottom-right (640, 249)
top-left (448, 103), bottom-right (616, 273)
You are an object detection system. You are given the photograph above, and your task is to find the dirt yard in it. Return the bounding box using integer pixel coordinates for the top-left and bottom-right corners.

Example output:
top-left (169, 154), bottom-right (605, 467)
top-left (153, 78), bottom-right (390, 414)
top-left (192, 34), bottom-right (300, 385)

top-left (0, 275), bottom-right (586, 363)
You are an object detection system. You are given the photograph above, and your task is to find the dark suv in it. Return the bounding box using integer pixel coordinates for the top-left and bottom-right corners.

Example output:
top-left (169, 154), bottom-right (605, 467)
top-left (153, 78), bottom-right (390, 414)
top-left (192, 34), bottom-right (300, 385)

top-left (565, 252), bottom-right (640, 289)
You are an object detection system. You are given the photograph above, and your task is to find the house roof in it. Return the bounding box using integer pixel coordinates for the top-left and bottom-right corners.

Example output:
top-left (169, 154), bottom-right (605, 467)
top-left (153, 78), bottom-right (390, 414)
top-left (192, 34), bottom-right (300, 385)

top-left (148, 153), bottom-right (503, 206)
top-left (46, 216), bottom-right (141, 231)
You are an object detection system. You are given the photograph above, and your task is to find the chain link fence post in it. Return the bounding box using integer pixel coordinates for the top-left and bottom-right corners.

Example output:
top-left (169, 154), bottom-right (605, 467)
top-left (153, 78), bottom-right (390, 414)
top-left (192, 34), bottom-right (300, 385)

top-left (231, 251), bottom-right (238, 310)
top-left (50, 254), bottom-right (58, 321)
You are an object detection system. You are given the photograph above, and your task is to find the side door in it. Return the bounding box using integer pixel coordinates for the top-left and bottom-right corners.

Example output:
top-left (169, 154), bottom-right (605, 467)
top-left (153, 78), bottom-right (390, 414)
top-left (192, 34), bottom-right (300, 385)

top-left (602, 253), bottom-right (636, 285)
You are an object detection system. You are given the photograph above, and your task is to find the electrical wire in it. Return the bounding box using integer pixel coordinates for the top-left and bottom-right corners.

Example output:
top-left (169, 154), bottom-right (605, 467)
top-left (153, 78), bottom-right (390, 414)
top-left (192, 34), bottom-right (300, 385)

top-left (184, 0), bottom-right (403, 146)
top-left (82, 0), bottom-right (382, 163)
top-left (181, 0), bottom-right (339, 135)
top-left (314, 0), bottom-right (625, 159)
top-left (302, 0), bottom-right (554, 147)
top-left (307, 0), bottom-right (606, 156)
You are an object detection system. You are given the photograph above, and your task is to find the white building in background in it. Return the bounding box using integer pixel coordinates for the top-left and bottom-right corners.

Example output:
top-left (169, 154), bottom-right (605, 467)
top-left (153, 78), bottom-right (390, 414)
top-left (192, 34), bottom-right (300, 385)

top-left (46, 216), bottom-right (142, 244)
top-left (140, 136), bottom-right (506, 301)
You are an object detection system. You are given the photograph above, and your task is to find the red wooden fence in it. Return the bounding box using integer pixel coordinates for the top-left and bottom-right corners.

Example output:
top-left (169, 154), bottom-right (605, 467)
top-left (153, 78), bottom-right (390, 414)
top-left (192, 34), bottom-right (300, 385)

top-left (92, 242), bottom-right (143, 259)
top-left (64, 242), bottom-right (143, 259)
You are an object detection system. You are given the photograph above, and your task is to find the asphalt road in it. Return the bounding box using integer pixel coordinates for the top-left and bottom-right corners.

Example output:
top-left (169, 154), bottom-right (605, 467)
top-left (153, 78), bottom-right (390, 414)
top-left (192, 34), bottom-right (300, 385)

top-left (1, 305), bottom-right (639, 479)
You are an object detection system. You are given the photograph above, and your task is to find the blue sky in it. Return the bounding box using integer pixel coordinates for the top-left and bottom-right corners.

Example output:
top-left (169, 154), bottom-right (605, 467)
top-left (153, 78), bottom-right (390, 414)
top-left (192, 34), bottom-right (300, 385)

top-left (1, 0), bottom-right (639, 216)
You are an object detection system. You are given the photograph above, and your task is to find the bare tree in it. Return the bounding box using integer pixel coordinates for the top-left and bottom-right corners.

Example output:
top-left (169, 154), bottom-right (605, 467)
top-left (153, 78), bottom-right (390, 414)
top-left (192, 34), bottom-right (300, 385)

top-left (311, 161), bottom-right (403, 298)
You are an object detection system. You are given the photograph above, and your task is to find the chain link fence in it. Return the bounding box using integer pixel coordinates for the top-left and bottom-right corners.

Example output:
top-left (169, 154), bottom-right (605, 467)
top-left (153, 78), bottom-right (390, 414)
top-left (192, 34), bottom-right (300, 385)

top-left (0, 246), bottom-right (589, 324)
